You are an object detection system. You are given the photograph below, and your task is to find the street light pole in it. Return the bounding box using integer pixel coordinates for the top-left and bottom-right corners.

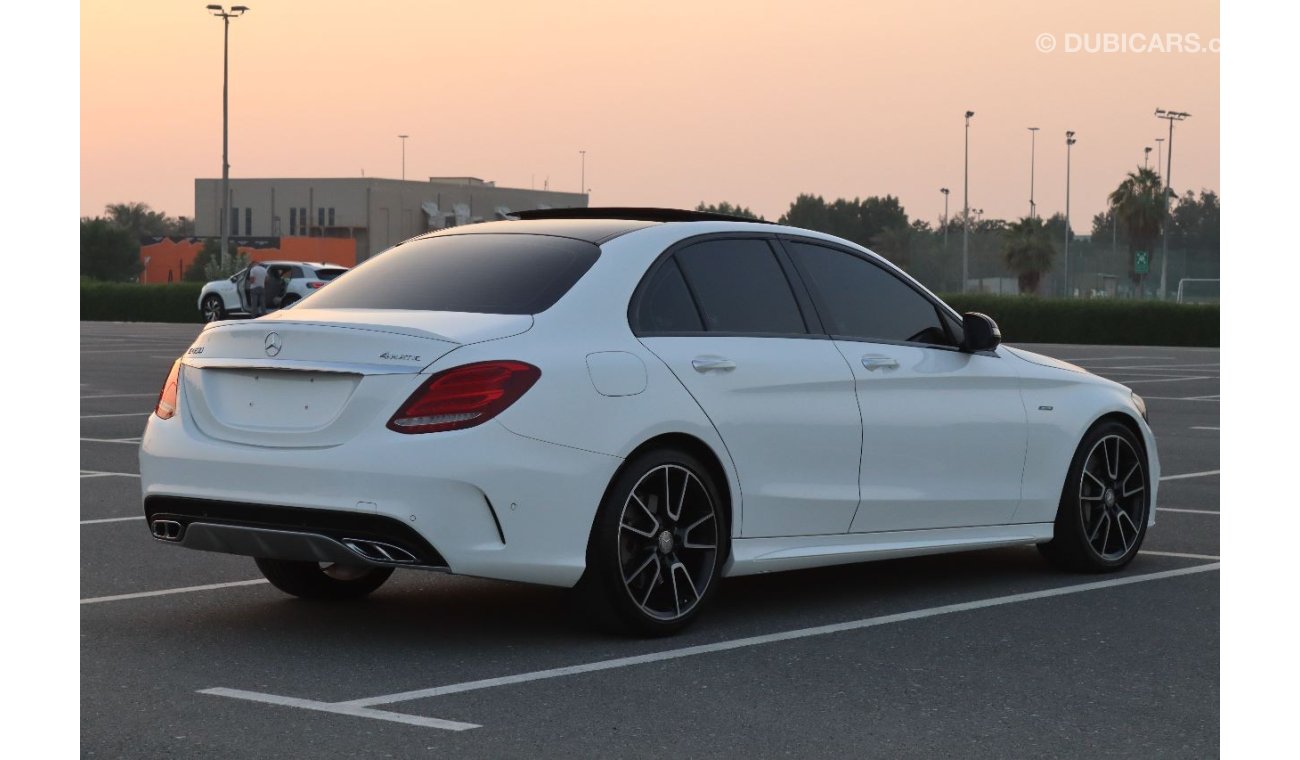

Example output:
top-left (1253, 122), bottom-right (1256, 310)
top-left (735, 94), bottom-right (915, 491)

top-left (962, 111), bottom-right (974, 293)
top-left (398, 135), bottom-right (409, 180)
top-left (1064, 131), bottom-right (1077, 298)
top-left (208, 5), bottom-right (248, 271)
top-left (1154, 137), bottom-right (1165, 179)
top-left (1154, 109), bottom-right (1190, 300)
top-left (940, 188), bottom-right (950, 249)
top-left (579, 150), bottom-right (586, 196)
top-left (1027, 127), bottom-right (1039, 219)
top-left (1144, 146), bottom-right (1152, 170)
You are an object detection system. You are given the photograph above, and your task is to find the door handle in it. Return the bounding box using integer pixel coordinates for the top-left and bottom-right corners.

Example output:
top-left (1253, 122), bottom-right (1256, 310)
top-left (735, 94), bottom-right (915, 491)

top-left (861, 355), bottom-right (899, 371)
top-left (692, 357), bottom-right (737, 373)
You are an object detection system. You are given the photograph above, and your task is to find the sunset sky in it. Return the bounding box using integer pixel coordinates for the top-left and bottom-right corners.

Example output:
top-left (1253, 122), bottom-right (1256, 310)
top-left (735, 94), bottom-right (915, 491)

top-left (81, 0), bottom-right (1218, 231)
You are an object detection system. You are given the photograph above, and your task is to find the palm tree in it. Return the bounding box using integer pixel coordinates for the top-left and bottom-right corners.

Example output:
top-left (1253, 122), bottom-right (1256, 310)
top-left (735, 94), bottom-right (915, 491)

top-left (1107, 168), bottom-right (1166, 294)
top-left (104, 202), bottom-right (170, 238)
top-left (1003, 216), bottom-right (1055, 294)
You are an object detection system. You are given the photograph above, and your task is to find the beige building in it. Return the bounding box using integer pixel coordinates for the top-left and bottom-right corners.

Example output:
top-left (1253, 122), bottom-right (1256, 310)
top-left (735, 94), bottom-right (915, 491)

top-left (194, 176), bottom-right (587, 260)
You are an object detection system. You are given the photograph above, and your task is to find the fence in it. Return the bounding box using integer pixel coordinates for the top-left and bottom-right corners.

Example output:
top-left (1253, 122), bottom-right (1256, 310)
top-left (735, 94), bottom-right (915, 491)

top-left (882, 230), bottom-right (1218, 301)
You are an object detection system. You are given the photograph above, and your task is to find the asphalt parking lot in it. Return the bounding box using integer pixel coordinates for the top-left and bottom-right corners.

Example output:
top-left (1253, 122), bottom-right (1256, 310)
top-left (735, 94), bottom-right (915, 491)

top-left (81, 322), bottom-right (1219, 758)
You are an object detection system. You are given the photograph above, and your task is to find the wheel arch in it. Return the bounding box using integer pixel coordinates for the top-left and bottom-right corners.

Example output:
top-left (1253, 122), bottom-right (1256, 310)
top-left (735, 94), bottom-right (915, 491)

top-left (586, 431), bottom-right (737, 565)
top-left (1085, 410), bottom-right (1148, 457)
top-left (1060, 405), bottom-right (1154, 519)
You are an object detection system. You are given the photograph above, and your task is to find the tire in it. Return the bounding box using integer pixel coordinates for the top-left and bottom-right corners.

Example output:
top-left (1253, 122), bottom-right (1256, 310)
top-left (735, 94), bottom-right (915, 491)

top-left (281, 294), bottom-right (299, 307)
top-left (577, 448), bottom-right (728, 636)
top-left (201, 294), bottom-right (227, 322)
top-left (1039, 420), bottom-right (1150, 572)
top-left (254, 558), bottom-right (394, 600)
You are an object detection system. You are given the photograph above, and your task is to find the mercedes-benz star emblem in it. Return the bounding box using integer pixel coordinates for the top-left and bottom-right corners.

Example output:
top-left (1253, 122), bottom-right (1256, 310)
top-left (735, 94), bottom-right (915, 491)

top-left (264, 332), bottom-right (282, 357)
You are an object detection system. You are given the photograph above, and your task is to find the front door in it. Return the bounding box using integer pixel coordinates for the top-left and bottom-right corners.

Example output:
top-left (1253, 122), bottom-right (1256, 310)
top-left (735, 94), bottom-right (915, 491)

top-left (782, 239), bottom-right (1028, 533)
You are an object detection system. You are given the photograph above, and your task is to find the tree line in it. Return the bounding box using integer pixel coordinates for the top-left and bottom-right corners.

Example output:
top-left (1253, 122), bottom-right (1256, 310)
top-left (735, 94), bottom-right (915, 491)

top-left (81, 180), bottom-right (1219, 294)
top-left (81, 203), bottom-right (196, 282)
top-left (699, 172), bottom-right (1219, 296)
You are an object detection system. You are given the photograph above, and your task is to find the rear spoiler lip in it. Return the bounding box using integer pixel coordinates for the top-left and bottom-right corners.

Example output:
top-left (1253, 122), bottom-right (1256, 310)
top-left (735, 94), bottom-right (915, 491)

top-left (180, 357), bottom-right (425, 376)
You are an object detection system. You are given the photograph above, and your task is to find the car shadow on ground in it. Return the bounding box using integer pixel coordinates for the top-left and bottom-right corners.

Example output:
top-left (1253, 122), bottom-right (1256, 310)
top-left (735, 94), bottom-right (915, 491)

top-left (136, 546), bottom-right (1119, 654)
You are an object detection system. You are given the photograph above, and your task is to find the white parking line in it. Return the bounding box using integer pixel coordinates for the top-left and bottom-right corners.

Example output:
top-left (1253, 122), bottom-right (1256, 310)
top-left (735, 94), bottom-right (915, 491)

top-left (80, 471), bottom-right (140, 479)
top-left (1138, 550), bottom-right (1220, 561)
top-left (1059, 355), bottom-right (1167, 362)
top-left (81, 437), bottom-right (142, 444)
top-left (1096, 369), bottom-right (1220, 376)
top-left (199, 690), bottom-right (479, 731)
top-left (1144, 395), bottom-right (1219, 401)
top-left (1189, 426), bottom-right (1220, 431)
top-left (81, 412), bottom-right (151, 419)
top-left (81, 516), bottom-right (143, 525)
top-left (1160, 469), bottom-right (1219, 482)
top-left (1115, 375), bottom-right (1219, 385)
top-left (80, 392), bottom-right (158, 400)
top-left (201, 562), bottom-right (1217, 730)
top-left (1083, 363), bottom-right (1220, 371)
top-left (1157, 508), bottom-right (1219, 515)
top-left (80, 579), bottom-right (269, 605)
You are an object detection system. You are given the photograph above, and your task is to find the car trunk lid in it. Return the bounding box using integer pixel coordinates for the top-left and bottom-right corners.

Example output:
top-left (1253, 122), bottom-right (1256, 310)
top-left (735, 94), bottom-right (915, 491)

top-left (179, 310), bottom-right (532, 447)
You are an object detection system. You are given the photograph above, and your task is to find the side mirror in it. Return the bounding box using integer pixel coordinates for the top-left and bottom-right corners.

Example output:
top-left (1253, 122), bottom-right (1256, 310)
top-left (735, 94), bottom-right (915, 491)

top-left (960, 312), bottom-right (1001, 352)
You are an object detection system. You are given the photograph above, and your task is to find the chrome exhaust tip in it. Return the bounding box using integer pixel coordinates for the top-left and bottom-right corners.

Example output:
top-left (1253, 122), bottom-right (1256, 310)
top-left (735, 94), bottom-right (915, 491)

top-left (151, 519), bottom-right (183, 541)
top-left (342, 538), bottom-right (418, 563)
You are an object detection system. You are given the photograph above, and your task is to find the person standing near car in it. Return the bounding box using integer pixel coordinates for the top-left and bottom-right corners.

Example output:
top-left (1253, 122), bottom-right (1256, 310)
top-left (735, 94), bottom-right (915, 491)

top-left (247, 260), bottom-right (268, 317)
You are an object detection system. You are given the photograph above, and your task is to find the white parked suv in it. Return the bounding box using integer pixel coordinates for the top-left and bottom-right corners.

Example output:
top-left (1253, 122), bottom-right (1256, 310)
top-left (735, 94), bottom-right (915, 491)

top-left (198, 260), bottom-right (350, 322)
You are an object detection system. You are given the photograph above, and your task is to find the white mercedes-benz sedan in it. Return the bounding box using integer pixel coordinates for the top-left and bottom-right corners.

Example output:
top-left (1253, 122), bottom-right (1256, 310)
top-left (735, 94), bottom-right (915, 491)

top-left (141, 208), bottom-right (1158, 635)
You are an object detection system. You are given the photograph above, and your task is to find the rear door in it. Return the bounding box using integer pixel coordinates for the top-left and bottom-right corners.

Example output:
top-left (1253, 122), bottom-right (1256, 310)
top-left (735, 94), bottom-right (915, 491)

top-left (781, 239), bottom-right (1028, 533)
top-left (635, 236), bottom-right (862, 537)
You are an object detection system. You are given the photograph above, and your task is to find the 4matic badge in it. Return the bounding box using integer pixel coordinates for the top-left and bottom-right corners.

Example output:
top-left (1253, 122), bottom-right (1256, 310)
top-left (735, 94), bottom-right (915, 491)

top-left (379, 352), bottom-right (422, 362)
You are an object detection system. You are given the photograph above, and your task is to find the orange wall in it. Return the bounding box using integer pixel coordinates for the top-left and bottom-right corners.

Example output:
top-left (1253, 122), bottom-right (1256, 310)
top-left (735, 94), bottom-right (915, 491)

top-left (139, 238), bottom-right (203, 284)
top-left (277, 238), bottom-right (356, 268)
top-left (139, 237), bottom-right (356, 283)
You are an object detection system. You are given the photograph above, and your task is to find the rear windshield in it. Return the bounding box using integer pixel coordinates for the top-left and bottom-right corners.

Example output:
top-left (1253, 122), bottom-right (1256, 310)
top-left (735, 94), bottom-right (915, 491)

top-left (313, 267), bottom-right (348, 281)
top-left (298, 234), bottom-right (599, 315)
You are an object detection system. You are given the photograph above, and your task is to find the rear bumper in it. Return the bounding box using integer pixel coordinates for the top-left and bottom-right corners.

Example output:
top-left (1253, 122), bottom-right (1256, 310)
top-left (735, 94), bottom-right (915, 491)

top-left (139, 412), bottom-right (622, 587)
top-left (145, 497), bottom-right (450, 568)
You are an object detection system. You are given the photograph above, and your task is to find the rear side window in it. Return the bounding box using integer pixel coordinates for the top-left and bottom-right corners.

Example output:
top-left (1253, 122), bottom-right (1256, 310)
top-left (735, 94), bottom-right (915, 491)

top-left (636, 258), bottom-right (704, 332)
top-left (298, 234), bottom-right (598, 315)
top-left (673, 239), bottom-right (806, 335)
top-left (787, 241), bottom-right (952, 346)
top-left (313, 267), bottom-right (346, 281)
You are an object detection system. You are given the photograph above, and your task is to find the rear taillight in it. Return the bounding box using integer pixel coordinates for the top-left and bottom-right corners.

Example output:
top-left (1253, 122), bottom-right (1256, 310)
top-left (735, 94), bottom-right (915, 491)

top-left (306, 281), bottom-right (325, 289)
top-left (387, 361), bottom-right (541, 434)
top-left (155, 360), bottom-right (181, 420)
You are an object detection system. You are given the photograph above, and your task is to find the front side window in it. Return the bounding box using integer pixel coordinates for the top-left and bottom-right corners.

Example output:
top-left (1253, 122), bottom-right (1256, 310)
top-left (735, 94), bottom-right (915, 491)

top-left (298, 233), bottom-right (598, 315)
top-left (787, 241), bottom-right (952, 346)
top-left (673, 238), bottom-right (806, 335)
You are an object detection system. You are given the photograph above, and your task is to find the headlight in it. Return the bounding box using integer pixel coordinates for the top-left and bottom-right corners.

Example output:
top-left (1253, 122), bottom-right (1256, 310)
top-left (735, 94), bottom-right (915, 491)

top-left (1131, 392), bottom-right (1148, 422)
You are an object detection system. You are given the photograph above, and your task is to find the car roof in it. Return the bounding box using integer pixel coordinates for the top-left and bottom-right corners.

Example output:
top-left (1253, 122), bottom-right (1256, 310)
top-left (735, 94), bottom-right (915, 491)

top-left (256, 260), bottom-right (350, 269)
top-left (410, 207), bottom-right (772, 246)
top-left (416, 218), bottom-right (658, 245)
